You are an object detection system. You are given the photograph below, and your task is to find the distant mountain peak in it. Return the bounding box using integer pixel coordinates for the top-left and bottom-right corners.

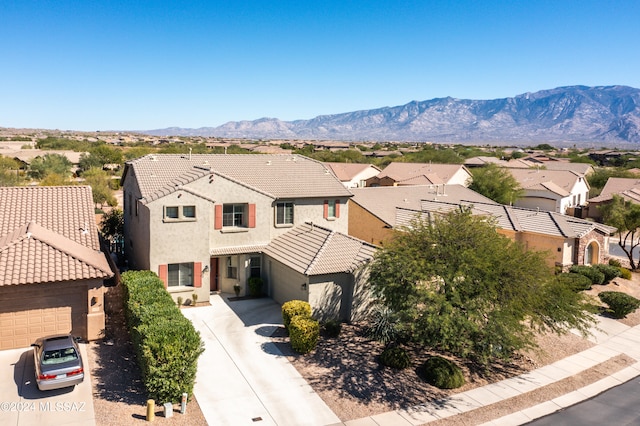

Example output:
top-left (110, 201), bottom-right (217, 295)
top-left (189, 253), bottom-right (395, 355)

top-left (141, 85), bottom-right (640, 145)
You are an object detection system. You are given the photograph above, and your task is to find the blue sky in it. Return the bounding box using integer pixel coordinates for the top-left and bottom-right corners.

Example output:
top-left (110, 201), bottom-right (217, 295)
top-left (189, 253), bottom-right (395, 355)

top-left (1, 1), bottom-right (639, 131)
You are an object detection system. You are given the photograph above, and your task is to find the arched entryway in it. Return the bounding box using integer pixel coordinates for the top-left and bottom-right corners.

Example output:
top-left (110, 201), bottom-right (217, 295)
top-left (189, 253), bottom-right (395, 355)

top-left (584, 241), bottom-right (600, 265)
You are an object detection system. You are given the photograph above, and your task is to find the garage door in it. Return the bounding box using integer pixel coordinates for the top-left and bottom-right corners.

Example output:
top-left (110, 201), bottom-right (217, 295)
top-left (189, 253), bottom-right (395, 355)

top-left (0, 307), bottom-right (71, 350)
top-left (0, 283), bottom-right (85, 350)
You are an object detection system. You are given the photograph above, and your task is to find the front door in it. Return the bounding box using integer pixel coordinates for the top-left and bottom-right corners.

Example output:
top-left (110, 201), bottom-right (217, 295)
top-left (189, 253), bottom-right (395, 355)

top-left (210, 257), bottom-right (219, 292)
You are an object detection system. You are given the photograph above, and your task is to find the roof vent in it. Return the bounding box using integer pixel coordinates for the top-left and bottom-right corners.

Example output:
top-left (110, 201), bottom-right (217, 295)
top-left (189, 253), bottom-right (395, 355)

top-left (150, 155), bottom-right (157, 161)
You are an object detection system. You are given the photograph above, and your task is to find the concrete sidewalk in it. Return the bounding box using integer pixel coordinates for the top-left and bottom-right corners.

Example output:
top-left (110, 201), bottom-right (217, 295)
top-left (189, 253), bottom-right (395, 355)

top-left (182, 295), bottom-right (339, 426)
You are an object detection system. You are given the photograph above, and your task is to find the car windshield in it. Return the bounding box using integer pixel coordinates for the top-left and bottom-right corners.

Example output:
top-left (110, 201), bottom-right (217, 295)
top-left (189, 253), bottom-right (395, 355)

top-left (41, 347), bottom-right (78, 365)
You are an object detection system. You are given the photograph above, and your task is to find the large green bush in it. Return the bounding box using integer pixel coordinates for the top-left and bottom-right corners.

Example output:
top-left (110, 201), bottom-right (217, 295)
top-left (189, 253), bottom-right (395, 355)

top-left (556, 272), bottom-right (593, 292)
top-left (379, 346), bottom-right (411, 369)
top-left (418, 356), bottom-right (465, 389)
top-left (599, 291), bottom-right (640, 319)
top-left (569, 265), bottom-right (605, 285)
top-left (282, 300), bottom-right (312, 331)
top-left (593, 264), bottom-right (622, 284)
top-left (289, 316), bottom-right (320, 354)
top-left (121, 270), bottom-right (204, 403)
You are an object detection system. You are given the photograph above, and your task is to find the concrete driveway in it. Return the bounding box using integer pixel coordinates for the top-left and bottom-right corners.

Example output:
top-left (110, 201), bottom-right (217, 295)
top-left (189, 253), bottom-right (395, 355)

top-left (0, 344), bottom-right (95, 426)
top-left (182, 295), bottom-right (340, 426)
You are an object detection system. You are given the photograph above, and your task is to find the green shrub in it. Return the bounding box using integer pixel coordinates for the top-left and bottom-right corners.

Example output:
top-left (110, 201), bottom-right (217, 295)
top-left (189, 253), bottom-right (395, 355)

top-left (418, 356), bottom-right (465, 389)
top-left (609, 258), bottom-right (622, 268)
top-left (366, 306), bottom-right (403, 345)
top-left (593, 264), bottom-right (622, 284)
top-left (379, 346), bottom-right (411, 369)
top-left (619, 267), bottom-right (632, 280)
top-left (248, 276), bottom-right (263, 297)
top-left (322, 319), bottom-right (342, 338)
top-left (557, 272), bottom-right (593, 292)
top-left (569, 265), bottom-right (605, 285)
top-left (282, 300), bottom-right (312, 331)
top-left (289, 316), bottom-right (320, 354)
top-left (599, 291), bottom-right (640, 319)
top-left (121, 270), bottom-right (204, 403)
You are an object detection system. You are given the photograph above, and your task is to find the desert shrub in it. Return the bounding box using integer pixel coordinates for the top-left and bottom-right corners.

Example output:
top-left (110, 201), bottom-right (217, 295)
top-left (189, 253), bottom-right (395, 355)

top-left (569, 265), bottom-right (605, 285)
top-left (379, 346), bottom-right (411, 369)
top-left (418, 356), bottom-right (465, 389)
top-left (248, 276), bottom-right (263, 297)
top-left (593, 264), bottom-right (622, 284)
top-left (321, 319), bottom-right (342, 338)
top-left (121, 270), bottom-right (204, 403)
top-left (556, 272), bottom-right (593, 292)
top-left (619, 267), bottom-right (632, 280)
top-left (366, 306), bottom-right (403, 345)
top-left (599, 291), bottom-right (640, 319)
top-left (282, 300), bottom-right (312, 331)
top-left (609, 258), bottom-right (622, 268)
top-left (289, 316), bottom-right (320, 354)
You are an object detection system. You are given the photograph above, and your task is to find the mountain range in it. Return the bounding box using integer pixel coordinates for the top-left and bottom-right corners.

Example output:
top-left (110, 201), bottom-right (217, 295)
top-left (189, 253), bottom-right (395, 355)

top-left (142, 85), bottom-right (640, 145)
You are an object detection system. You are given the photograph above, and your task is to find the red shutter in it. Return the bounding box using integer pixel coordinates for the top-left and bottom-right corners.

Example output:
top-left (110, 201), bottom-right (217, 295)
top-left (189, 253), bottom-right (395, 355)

top-left (323, 200), bottom-right (328, 219)
top-left (335, 199), bottom-right (340, 218)
top-left (214, 204), bottom-right (223, 229)
top-left (158, 264), bottom-right (168, 288)
top-left (248, 204), bottom-right (256, 228)
top-left (193, 262), bottom-right (202, 288)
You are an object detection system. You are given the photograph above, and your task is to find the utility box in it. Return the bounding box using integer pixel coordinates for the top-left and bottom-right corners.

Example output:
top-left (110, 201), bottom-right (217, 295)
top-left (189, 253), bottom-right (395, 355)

top-left (163, 402), bottom-right (173, 418)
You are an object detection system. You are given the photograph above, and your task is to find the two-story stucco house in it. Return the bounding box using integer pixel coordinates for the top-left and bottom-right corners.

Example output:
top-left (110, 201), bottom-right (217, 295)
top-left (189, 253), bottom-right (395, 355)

top-left (507, 168), bottom-right (590, 215)
top-left (121, 154), bottom-right (373, 318)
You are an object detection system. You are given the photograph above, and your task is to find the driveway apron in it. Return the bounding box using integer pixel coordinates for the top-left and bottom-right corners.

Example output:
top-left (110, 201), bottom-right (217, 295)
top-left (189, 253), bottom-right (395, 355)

top-left (182, 295), bottom-right (340, 426)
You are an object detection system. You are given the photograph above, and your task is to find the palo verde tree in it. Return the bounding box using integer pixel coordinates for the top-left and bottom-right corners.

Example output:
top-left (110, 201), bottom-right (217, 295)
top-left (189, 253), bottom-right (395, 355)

top-left (599, 195), bottom-right (640, 270)
top-left (468, 163), bottom-right (523, 205)
top-left (369, 209), bottom-right (596, 366)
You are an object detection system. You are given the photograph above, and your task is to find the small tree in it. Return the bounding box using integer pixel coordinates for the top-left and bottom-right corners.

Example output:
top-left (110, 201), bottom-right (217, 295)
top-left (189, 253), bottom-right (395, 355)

top-left (468, 164), bottom-right (523, 205)
top-left (28, 153), bottom-right (72, 180)
top-left (599, 195), bottom-right (640, 270)
top-left (100, 208), bottom-right (124, 254)
top-left (369, 209), bottom-right (596, 365)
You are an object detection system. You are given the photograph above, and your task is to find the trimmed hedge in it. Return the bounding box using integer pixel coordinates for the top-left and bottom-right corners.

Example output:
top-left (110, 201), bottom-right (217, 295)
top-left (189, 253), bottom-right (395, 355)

top-left (593, 264), bottom-right (622, 284)
top-left (569, 265), bottom-right (605, 285)
top-left (282, 300), bottom-right (312, 331)
top-left (418, 356), bottom-right (465, 389)
top-left (122, 270), bottom-right (204, 403)
top-left (289, 316), bottom-right (320, 354)
top-left (379, 346), bottom-right (411, 369)
top-left (557, 272), bottom-right (593, 292)
top-left (599, 291), bottom-right (640, 319)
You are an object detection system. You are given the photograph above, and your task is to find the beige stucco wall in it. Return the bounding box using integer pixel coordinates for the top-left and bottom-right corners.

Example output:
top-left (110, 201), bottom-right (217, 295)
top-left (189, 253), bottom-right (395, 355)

top-left (348, 201), bottom-right (392, 246)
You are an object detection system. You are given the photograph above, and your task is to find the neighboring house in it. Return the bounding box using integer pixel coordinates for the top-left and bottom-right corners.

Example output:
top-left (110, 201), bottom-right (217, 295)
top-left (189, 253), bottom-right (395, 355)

top-left (464, 156), bottom-right (507, 168)
top-left (348, 185), bottom-right (496, 245)
top-left (395, 200), bottom-right (615, 269)
top-left (263, 222), bottom-right (376, 321)
top-left (323, 162), bottom-right (381, 188)
top-left (0, 186), bottom-right (114, 350)
top-left (121, 154), bottom-right (362, 315)
top-left (507, 168), bottom-right (590, 215)
top-left (365, 162), bottom-right (472, 187)
top-left (587, 177), bottom-right (640, 220)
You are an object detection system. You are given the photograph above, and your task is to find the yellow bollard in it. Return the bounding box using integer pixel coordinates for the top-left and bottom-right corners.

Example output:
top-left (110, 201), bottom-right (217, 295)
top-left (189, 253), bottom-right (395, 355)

top-left (146, 399), bottom-right (155, 421)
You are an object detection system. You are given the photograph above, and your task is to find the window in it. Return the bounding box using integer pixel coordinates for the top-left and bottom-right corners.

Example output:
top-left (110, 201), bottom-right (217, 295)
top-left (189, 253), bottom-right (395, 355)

top-left (226, 257), bottom-right (237, 279)
top-left (223, 204), bottom-right (245, 227)
top-left (164, 205), bottom-right (196, 221)
top-left (167, 263), bottom-right (194, 287)
top-left (276, 202), bottom-right (294, 225)
top-left (324, 199), bottom-right (340, 219)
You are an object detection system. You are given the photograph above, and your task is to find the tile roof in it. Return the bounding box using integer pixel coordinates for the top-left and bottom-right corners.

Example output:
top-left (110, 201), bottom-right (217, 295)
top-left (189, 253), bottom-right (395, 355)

top-left (395, 200), bottom-right (615, 238)
top-left (375, 162), bottom-right (469, 183)
top-left (210, 243), bottom-right (270, 256)
top-left (263, 223), bottom-right (377, 276)
top-left (507, 168), bottom-right (585, 196)
top-left (124, 154), bottom-right (352, 203)
top-left (589, 177), bottom-right (640, 203)
top-left (323, 163), bottom-right (380, 181)
top-left (0, 186), bottom-right (113, 286)
top-left (350, 185), bottom-right (497, 227)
